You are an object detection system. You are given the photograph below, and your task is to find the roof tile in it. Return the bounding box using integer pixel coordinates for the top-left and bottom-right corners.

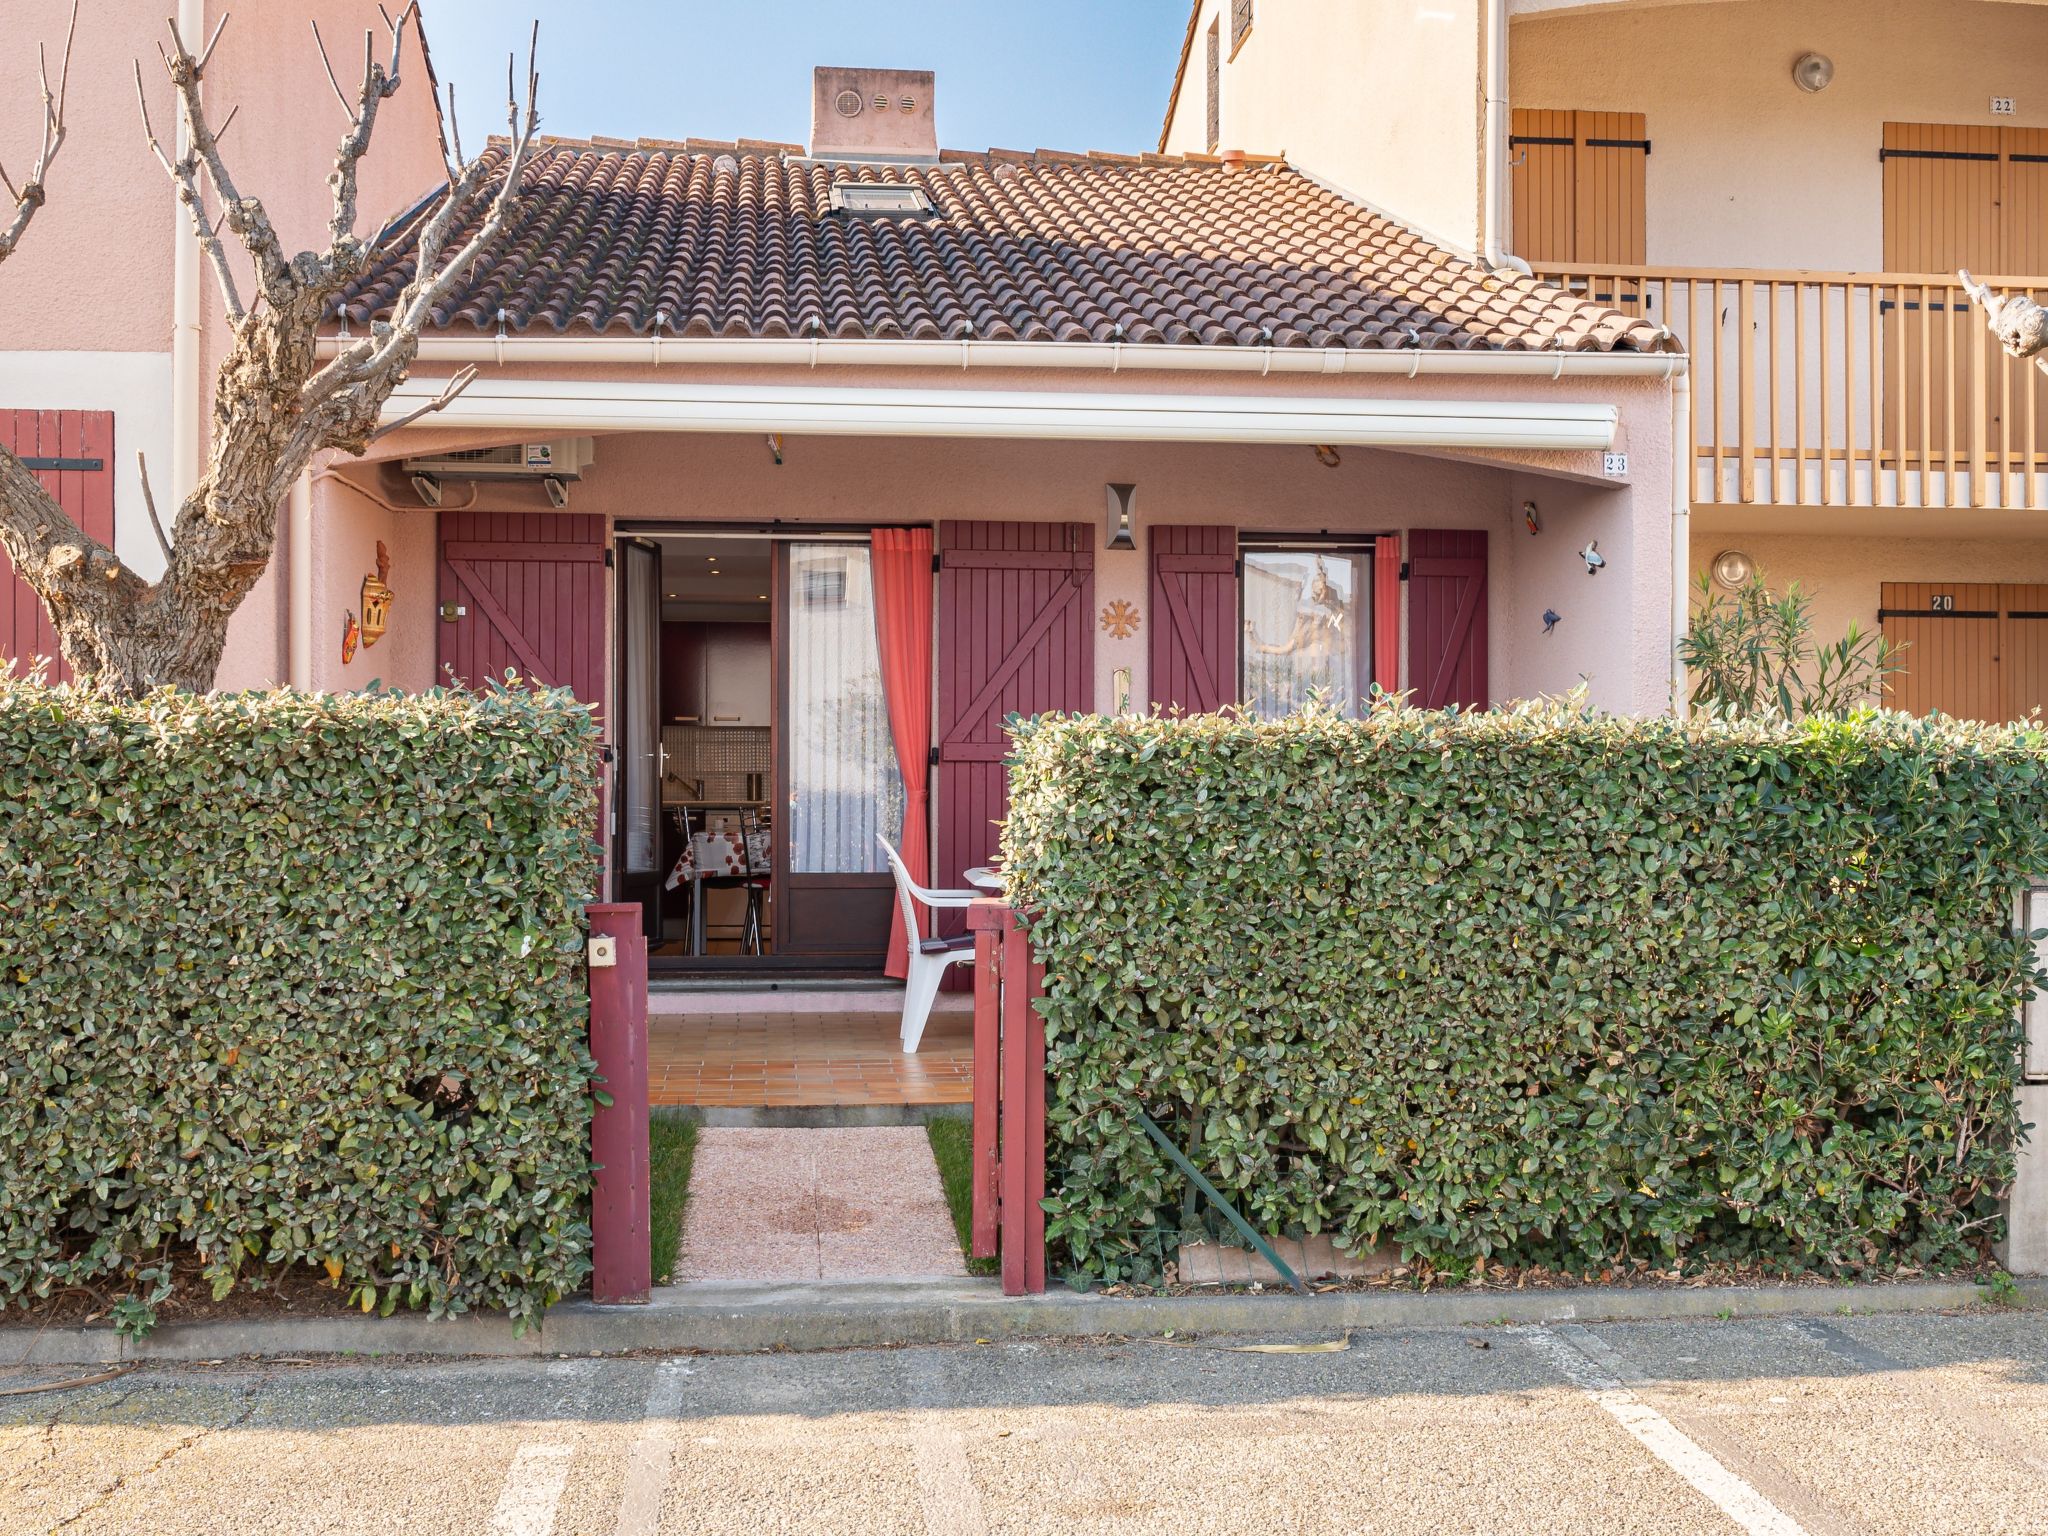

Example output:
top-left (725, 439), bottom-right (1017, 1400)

top-left (340, 139), bottom-right (1674, 355)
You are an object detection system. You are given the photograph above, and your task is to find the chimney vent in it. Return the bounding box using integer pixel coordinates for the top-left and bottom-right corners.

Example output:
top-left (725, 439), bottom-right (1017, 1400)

top-left (810, 67), bottom-right (938, 162)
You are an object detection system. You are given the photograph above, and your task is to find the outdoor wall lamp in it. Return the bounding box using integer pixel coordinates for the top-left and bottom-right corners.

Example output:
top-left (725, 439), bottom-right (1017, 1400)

top-left (1792, 52), bottom-right (1834, 93)
top-left (1105, 482), bottom-right (1137, 551)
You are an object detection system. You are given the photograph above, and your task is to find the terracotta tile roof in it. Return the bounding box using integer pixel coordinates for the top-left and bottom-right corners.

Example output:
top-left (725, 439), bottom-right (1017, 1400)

top-left (339, 139), bottom-right (1674, 354)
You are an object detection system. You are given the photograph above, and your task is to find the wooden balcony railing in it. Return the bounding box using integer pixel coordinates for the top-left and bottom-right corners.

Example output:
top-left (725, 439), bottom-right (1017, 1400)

top-left (1530, 264), bottom-right (2048, 510)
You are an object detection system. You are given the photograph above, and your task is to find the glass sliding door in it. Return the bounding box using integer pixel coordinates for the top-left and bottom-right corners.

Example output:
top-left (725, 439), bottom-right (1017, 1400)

top-left (1241, 546), bottom-right (1371, 718)
top-left (774, 541), bottom-right (903, 960)
top-left (614, 538), bottom-right (664, 934)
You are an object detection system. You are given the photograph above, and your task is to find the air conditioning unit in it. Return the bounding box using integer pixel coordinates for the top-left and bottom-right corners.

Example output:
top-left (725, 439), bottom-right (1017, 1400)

top-left (402, 438), bottom-right (595, 481)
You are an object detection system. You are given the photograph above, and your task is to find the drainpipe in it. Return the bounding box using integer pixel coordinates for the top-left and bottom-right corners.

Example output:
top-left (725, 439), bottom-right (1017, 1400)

top-left (1480, 0), bottom-right (1530, 275)
top-left (1669, 366), bottom-right (1693, 717)
top-left (170, 0), bottom-right (204, 506)
top-left (288, 471), bottom-right (313, 690)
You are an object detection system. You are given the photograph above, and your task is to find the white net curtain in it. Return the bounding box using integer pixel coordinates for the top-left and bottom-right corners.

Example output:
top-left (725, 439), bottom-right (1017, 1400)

top-left (1242, 549), bottom-right (1367, 718)
top-left (785, 543), bottom-right (906, 874)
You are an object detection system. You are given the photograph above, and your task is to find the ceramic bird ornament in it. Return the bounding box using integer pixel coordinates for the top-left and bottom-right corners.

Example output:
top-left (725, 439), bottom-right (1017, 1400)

top-left (1580, 539), bottom-right (1606, 575)
top-left (1542, 609), bottom-right (1561, 634)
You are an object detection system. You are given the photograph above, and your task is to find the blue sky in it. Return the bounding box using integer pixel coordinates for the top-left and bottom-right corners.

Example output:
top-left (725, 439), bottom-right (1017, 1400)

top-left (423, 1), bottom-right (1190, 157)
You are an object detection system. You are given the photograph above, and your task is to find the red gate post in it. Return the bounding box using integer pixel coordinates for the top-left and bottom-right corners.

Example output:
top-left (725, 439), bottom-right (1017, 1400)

top-left (967, 898), bottom-right (1007, 1260)
top-left (999, 910), bottom-right (1048, 1295)
top-left (586, 902), bottom-right (650, 1304)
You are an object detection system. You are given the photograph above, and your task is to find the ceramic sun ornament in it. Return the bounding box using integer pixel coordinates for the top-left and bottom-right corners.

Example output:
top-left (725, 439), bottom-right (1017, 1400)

top-left (1100, 598), bottom-right (1141, 639)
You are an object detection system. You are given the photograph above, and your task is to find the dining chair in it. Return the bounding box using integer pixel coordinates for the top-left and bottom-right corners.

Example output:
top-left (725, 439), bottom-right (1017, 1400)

top-left (878, 834), bottom-right (979, 1053)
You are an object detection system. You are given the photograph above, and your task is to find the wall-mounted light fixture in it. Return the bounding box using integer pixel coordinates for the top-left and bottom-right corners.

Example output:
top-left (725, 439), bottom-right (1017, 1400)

top-left (1711, 548), bottom-right (1755, 590)
top-left (1105, 483), bottom-right (1137, 551)
top-left (1792, 52), bottom-right (1834, 93)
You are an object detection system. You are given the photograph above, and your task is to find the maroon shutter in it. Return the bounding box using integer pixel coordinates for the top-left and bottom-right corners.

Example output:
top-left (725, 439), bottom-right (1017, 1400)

top-left (936, 521), bottom-right (1094, 920)
top-left (1149, 524), bottom-right (1237, 713)
top-left (437, 512), bottom-right (607, 711)
top-left (0, 410), bottom-right (115, 683)
top-left (1406, 528), bottom-right (1488, 709)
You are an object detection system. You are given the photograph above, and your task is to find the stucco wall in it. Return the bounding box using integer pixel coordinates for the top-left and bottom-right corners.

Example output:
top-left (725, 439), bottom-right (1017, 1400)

top-left (1160, 0), bottom-right (1487, 254)
top-left (1687, 528), bottom-right (2048, 661)
top-left (1512, 0), bottom-right (2048, 270)
top-left (251, 408), bottom-right (1675, 718)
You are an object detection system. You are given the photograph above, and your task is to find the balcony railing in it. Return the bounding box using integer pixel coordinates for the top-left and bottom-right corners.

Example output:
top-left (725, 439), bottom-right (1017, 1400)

top-left (1531, 264), bottom-right (2048, 510)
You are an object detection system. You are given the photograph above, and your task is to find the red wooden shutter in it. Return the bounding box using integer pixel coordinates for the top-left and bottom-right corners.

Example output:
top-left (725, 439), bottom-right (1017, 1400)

top-left (1406, 529), bottom-right (1488, 710)
top-left (0, 410), bottom-right (115, 683)
top-left (1148, 525), bottom-right (1237, 713)
top-left (1373, 534), bottom-right (1402, 695)
top-left (935, 521), bottom-right (1094, 917)
top-left (436, 512), bottom-right (607, 710)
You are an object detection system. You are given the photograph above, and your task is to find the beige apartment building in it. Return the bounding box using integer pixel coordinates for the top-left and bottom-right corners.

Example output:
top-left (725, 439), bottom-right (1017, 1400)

top-left (1166, 0), bottom-right (2048, 719)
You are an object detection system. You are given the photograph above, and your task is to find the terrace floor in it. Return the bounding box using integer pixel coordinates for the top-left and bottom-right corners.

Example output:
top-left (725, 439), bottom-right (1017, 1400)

top-left (648, 989), bottom-right (974, 1107)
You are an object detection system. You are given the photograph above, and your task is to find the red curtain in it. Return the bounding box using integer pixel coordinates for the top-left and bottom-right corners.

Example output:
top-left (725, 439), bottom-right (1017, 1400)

top-left (1373, 533), bottom-right (1403, 696)
top-left (870, 526), bottom-right (936, 979)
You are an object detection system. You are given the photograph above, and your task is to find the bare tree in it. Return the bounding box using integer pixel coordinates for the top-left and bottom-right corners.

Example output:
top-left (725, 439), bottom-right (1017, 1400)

top-left (0, 6), bottom-right (539, 695)
top-left (1961, 269), bottom-right (2048, 371)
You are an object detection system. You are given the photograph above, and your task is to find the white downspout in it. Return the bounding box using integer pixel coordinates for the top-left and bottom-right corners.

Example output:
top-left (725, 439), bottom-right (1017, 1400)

top-left (1670, 367), bottom-right (1693, 717)
top-left (288, 471), bottom-right (313, 690)
top-left (1481, 0), bottom-right (1528, 273)
top-left (170, 0), bottom-right (204, 507)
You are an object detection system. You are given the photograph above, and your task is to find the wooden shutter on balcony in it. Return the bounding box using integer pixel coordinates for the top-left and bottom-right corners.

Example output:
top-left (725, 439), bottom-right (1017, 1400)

top-left (0, 410), bottom-right (115, 684)
top-left (1881, 122), bottom-right (2005, 273)
top-left (1149, 525), bottom-right (1237, 714)
top-left (1406, 529), bottom-right (1487, 710)
top-left (2000, 126), bottom-right (2048, 276)
top-left (1510, 109), bottom-right (1647, 265)
top-left (1880, 581), bottom-right (2048, 722)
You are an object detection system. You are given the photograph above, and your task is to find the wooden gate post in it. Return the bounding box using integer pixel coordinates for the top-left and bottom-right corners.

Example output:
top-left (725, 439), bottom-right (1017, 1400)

top-left (586, 902), bottom-right (650, 1305)
top-left (999, 909), bottom-right (1048, 1296)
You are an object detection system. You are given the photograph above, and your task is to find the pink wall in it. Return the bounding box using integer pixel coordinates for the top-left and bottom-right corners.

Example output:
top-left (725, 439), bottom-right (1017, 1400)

top-left (256, 392), bottom-right (1677, 717)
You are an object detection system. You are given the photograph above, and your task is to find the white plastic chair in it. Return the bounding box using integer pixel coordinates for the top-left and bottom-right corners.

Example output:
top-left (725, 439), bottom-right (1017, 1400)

top-left (879, 834), bottom-right (979, 1053)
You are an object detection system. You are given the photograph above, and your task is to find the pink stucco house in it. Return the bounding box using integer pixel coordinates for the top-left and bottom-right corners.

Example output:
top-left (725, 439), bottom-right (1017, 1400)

top-left (6, 0), bottom-right (1685, 981)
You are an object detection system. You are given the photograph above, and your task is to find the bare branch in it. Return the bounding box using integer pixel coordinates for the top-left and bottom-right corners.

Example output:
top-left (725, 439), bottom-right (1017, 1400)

top-left (135, 59), bottom-right (244, 321)
top-left (1961, 268), bottom-right (2048, 369)
top-left (195, 11), bottom-right (231, 74)
top-left (367, 365), bottom-right (479, 442)
top-left (0, 1), bottom-right (78, 265)
top-left (158, 12), bottom-right (295, 305)
top-left (310, 20), bottom-right (356, 120)
top-left (136, 452), bottom-right (174, 565)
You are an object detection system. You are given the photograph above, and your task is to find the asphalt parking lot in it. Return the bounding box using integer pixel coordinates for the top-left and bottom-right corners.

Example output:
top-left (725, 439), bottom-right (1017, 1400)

top-left (3, 1307), bottom-right (2045, 1534)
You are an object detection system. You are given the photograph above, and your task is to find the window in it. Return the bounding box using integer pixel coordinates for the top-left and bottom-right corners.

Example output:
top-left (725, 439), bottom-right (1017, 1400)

top-left (785, 543), bottom-right (904, 873)
top-left (1230, 0), bottom-right (1252, 57)
top-left (827, 183), bottom-right (934, 219)
top-left (1241, 546), bottom-right (1372, 718)
top-left (1205, 20), bottom-right (1220, 154)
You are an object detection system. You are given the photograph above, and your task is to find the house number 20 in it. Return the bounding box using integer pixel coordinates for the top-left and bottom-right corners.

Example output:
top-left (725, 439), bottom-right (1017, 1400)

top-left (1930, 594), bottom-right (1955, 611)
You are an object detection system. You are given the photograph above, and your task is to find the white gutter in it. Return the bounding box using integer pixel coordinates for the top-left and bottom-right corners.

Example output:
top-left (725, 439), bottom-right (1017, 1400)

top-left (1669, 367), bottom-right (1693, 717)
top-left (372, 376), bottom-right (1625, 451)
top-left (171, 0), bottom-right (203, 504)
top-left (325, 333), bottom-right (1684, 379)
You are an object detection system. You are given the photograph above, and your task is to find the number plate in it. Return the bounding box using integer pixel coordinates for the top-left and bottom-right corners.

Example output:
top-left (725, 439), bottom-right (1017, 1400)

top-left (1931, 594), bottom-right (1955, 612)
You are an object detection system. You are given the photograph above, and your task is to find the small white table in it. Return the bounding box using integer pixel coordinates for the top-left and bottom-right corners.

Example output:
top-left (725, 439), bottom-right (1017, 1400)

top-left (963, 866), bottom-right (1006, 894)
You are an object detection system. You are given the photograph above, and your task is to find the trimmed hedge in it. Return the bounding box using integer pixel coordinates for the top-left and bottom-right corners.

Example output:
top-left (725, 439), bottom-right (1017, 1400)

top-left (0, 678), bottom-right (602, 1326)
top-left (1002, 701), bottom-right (2048, 1283)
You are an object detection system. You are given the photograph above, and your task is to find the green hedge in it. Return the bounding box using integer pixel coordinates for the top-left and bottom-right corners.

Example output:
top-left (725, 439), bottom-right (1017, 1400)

top-left (0, 678), bottom-right (602, 1327)
top-left (1002, 702), bottom-right (2048, 1282)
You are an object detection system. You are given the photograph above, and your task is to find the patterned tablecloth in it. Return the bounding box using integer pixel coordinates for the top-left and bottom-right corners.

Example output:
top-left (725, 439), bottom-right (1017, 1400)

top-left (665, 830), bottom-right (772, 890)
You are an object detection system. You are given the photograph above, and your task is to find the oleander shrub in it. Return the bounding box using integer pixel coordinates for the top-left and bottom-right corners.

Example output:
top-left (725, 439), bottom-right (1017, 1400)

top-left (1002, 700), bottom-right (2048, 1283)
top-left (0, 677), bottom-right (603, 1327)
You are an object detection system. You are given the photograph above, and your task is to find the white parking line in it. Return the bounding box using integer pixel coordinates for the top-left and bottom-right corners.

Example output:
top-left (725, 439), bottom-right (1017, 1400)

top-left (610, 1360), bottom-right (692, 1536)
top-left (1513, 1325), bottom-right (1809, 1536)
top-left (489, 1443), bottom-right (575, 1536)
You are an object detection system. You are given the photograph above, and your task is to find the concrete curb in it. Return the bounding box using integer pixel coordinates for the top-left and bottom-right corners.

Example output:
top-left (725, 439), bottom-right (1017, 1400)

top-left (5, 1275), bottom-right (2043, 1365)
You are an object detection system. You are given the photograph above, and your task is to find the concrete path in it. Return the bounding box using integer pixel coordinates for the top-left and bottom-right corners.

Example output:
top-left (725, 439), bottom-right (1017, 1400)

top-left (6, 1310), bottom-right (2048, 1533)
top-left (675, 1127), bottom-right (968, 1283)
